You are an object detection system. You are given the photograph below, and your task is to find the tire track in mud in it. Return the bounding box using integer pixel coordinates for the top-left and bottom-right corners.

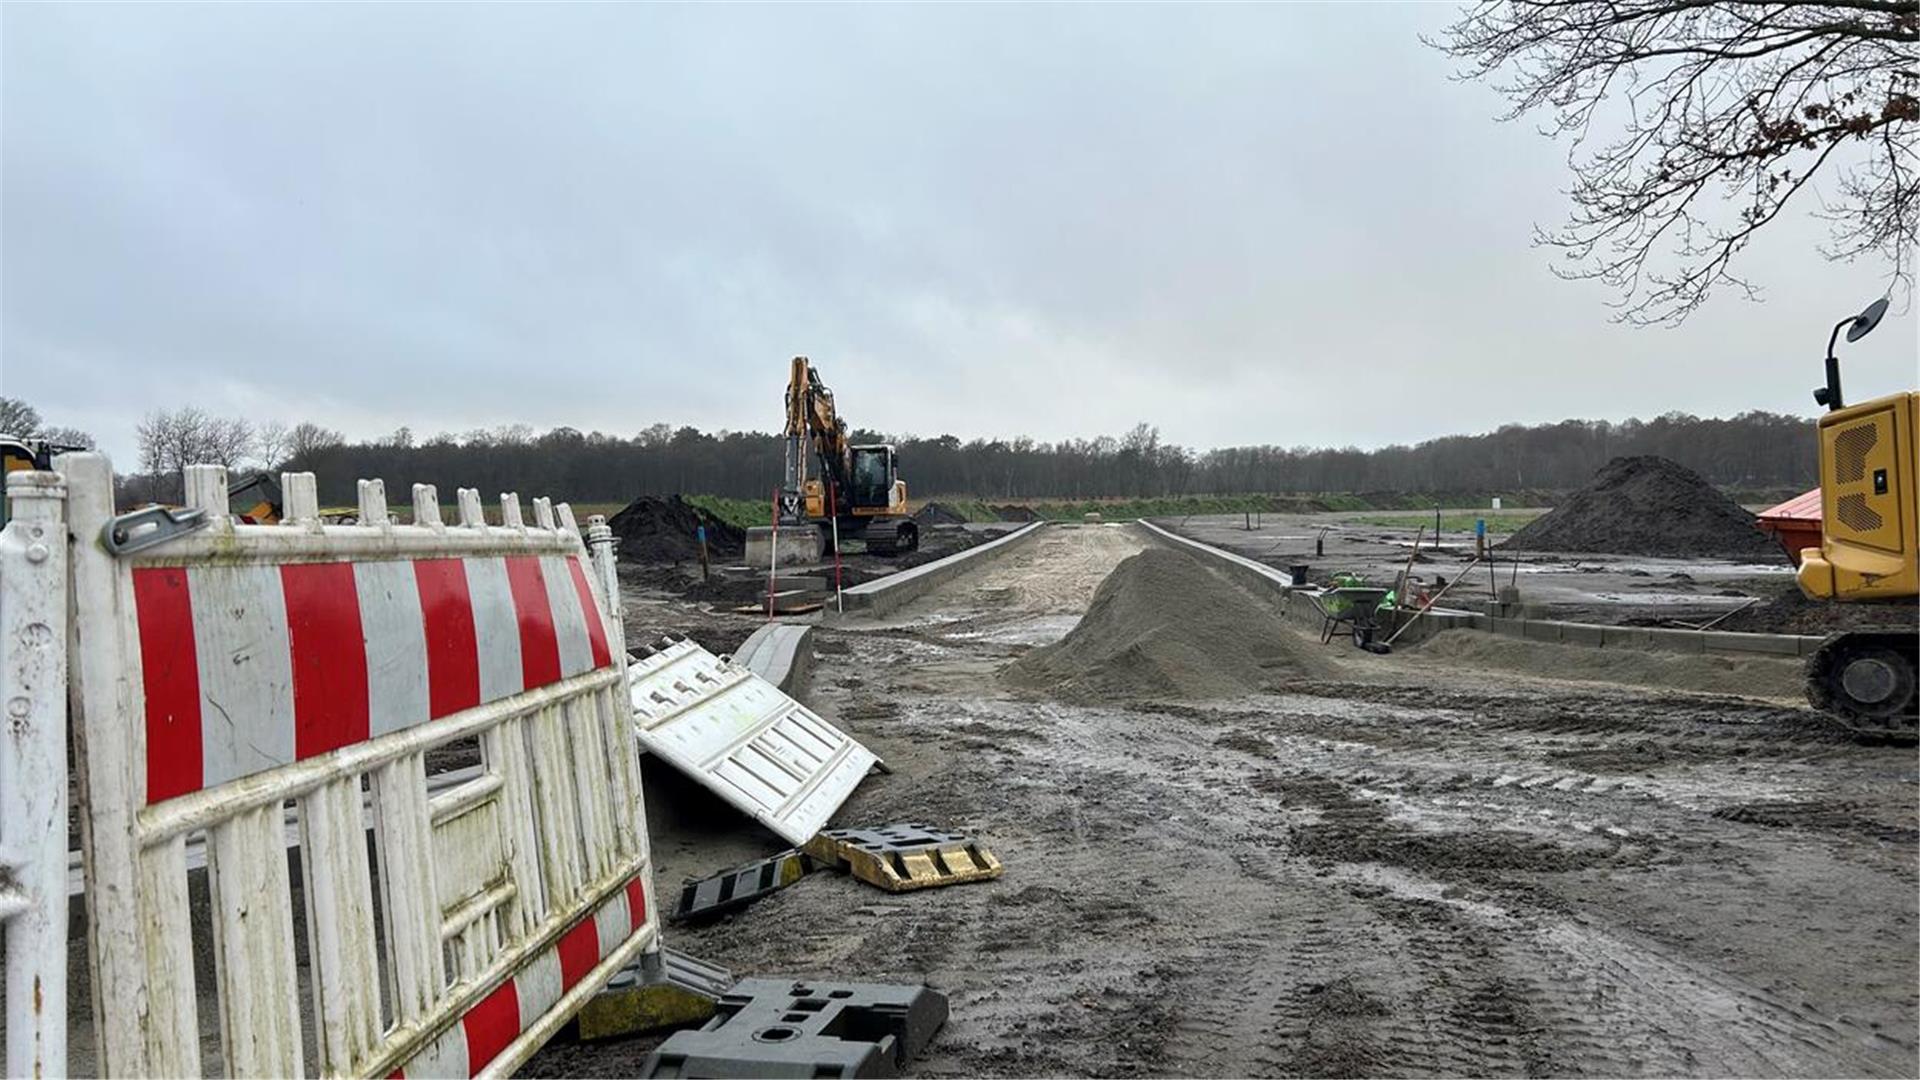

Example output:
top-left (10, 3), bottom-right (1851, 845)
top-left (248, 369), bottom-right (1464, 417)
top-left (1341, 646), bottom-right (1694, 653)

top-left (784, 532), bottom-right (1916, 1080)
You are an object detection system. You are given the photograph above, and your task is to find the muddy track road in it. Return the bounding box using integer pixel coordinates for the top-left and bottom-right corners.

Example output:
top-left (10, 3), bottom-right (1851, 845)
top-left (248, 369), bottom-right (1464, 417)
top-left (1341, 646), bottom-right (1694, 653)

top-left (536, 523), bottom-right (1918, 1078)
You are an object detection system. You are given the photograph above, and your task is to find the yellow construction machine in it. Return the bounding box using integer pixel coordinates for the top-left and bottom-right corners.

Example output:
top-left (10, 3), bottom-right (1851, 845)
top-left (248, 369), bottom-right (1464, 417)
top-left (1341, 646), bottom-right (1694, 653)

top-left (1795, 298), bottom-right (1918, 737)
top-left (746, 356), bottom-right (917, 568)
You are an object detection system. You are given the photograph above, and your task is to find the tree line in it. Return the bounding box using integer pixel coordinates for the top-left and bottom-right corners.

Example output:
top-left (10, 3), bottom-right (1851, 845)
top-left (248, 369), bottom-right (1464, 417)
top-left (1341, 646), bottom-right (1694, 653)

top-left (63, 405), bottom-right (1817, 507)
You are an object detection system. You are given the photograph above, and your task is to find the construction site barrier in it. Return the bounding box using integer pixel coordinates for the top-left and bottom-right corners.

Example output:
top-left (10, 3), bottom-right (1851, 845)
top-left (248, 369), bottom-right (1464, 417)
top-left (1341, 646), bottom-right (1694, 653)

top-left (824, 521), bottom-right (1046, 619)
top-left (2, 471), bottom-right (71, 1079)
top-left (627, 637), bottom-right (876, 846)
top-left (61, 453), bottom-right (657, 1078)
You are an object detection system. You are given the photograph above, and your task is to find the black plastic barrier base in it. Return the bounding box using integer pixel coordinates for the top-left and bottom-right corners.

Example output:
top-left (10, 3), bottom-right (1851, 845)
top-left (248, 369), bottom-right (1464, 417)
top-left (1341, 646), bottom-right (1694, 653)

top-left (640, 977), bottom-right (949, 1078)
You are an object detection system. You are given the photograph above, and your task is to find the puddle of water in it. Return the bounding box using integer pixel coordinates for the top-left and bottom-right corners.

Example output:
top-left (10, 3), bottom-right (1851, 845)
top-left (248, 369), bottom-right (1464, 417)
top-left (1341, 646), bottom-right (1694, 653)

top-left (945, 615), bottom-right (1083, 646)
top-left (1590, 591), bottom-right (1755, 605)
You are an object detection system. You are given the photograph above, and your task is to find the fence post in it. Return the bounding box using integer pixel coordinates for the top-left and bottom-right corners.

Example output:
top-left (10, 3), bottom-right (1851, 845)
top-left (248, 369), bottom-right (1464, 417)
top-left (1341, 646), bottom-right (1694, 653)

top-left (586, 514), bottom-right (627, 661)
top-left (1, 469), bottom-right (70, 1080)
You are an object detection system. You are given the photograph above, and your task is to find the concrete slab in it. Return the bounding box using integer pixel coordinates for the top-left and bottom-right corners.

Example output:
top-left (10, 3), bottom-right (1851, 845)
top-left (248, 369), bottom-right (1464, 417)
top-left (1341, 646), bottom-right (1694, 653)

top-left (1562, 623), bottom-right (1606, 647)
top-left (1640, 628), bottom-right (1707, 654)
top-left (735, 623), bottom-right (814, 697)
top-left (1701, 630), bottom-right (1803, 657)
top-left (1602, 625), bottom-right (1656, 650)
top-left (744, 525), bottom-right (826, 570)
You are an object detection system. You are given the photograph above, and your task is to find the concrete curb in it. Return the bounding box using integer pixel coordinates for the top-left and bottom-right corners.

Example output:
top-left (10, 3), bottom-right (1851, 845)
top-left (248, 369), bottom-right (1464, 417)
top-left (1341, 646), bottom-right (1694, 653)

top-left (823, 521), bottom-right (1048, 620)
top-left (1138, 520), bottom-right (1821, 659)
top-left (1469, 615), bottom-right (1825, 658)
top-left (734, 623), bottom-right (814, 697)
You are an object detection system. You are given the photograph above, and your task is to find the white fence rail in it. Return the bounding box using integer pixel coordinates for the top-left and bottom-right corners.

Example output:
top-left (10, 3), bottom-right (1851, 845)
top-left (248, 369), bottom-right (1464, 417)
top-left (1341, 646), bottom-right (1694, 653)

top-left (61, 453), bottom-right (657, 1078)
top-left (1, 470), bottom-right (71, 1079)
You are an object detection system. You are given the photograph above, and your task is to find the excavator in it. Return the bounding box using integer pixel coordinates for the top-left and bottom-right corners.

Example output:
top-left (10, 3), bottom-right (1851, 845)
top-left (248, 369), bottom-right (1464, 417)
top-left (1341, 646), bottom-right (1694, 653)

top-left (1794, 297), bottom-right (1918, 739)
top-left (744, 356), bottom-right (917, 568)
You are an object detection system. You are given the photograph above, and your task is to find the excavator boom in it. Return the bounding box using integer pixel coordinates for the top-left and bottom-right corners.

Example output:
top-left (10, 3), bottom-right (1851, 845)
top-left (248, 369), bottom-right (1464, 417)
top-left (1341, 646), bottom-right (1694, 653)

top-left (751, 356), bottom-right (917, 568)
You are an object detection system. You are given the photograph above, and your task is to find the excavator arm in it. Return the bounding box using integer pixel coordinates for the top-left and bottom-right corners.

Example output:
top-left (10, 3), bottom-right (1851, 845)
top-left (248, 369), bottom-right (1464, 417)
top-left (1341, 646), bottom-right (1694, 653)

top-left (755, 356), bottom-right (915, 565)
top-left (783, 356), bottom-right (854, 512)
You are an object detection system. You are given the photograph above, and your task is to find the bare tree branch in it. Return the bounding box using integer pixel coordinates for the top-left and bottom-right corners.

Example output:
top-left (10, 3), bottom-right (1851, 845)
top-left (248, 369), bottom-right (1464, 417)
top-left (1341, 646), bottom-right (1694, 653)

top-left (1433, 0), bottom-right (1917, 322)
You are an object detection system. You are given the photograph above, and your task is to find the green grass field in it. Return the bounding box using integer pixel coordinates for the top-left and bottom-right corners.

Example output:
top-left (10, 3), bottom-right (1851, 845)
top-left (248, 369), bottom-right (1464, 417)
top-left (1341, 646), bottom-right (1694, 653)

top-left (1340, 510), bottom-right (1546, 534)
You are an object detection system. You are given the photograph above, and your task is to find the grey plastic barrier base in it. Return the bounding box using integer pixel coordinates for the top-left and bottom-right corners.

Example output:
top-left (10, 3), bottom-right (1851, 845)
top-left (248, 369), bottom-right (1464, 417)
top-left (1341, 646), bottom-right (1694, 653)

top-left (641, 978), bottom-right (949, 1078)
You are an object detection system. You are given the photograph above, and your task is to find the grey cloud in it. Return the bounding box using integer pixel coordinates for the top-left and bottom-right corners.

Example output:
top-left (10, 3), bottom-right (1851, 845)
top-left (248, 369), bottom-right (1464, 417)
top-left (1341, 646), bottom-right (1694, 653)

top-left (3, 3), bottom-right (1908, 467)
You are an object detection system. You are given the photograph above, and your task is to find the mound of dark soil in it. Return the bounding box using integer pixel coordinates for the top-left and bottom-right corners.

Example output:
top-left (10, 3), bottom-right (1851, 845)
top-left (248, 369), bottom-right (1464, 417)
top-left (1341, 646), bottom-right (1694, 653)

top-left (607, 496), bottom-right (744, 563)
top-left (1003, 547), bottom-right (1333, 700)
top-left (1710, 580), bottom-right (1919, 636)
top-left (1502, 456), bottom-right (1783, 562)
top-left (994, 504), bottom-right (1040, 522)
top-left (913, 501), bottom-right (971, 525)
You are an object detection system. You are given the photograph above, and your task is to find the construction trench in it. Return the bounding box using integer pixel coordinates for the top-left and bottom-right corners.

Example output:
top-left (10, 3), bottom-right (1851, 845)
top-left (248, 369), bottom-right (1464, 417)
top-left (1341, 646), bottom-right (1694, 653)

top-left (533, 520), bottom-right (1920, 1078)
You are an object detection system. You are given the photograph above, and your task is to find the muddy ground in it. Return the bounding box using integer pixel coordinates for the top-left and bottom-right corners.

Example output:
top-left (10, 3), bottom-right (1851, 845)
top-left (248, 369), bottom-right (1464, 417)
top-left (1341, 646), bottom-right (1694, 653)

top-left (534, 523), bottom-right (1920, 1078)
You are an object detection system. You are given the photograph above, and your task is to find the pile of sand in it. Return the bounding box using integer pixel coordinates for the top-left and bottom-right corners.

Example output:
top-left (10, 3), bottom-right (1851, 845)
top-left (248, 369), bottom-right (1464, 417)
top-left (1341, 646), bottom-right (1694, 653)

top-left (1503, 456), bottom-right (1783, 562)
top-left (1003, 547), bottom-right (1334, 700)
top-left (607, 496), bottom-right (744, 563)
top-left (994, 504), bottom-right (1041, 522)
top-left (913, 501), bottom-right (971, 525)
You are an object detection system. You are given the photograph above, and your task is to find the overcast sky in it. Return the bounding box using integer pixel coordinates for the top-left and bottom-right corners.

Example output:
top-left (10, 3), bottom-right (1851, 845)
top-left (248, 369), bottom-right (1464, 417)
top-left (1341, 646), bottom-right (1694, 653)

top-left (4, 3), bottom-right (1913, 466)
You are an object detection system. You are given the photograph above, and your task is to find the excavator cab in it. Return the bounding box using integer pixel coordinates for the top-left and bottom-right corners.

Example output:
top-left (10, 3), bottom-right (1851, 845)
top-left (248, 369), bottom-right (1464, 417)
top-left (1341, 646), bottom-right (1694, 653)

top-left (848, 444), bottom-right (905, 512)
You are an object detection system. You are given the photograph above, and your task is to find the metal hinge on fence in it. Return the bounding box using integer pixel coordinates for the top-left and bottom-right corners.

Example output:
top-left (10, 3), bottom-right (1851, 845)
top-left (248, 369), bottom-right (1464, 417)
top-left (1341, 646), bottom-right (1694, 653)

top-left (101, 505), bottom-right (208, 555)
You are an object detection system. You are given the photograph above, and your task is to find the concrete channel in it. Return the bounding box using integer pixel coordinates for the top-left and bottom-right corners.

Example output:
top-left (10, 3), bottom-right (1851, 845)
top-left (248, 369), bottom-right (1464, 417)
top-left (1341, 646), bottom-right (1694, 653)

top-left (823, 520), bottom-right (1048, 619)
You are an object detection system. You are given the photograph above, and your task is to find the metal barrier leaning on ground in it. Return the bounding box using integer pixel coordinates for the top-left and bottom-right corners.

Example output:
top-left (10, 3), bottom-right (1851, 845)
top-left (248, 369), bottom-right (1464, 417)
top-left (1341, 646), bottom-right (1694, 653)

top-left (61, 453), bottom-right (660, 1078)
top-left (1, 470), bottom-right (70, 1078)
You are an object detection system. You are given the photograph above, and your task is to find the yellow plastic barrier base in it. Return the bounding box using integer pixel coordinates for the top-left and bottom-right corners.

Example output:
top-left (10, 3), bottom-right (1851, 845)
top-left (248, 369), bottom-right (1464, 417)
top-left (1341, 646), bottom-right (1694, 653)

top-left (804, 824), bottom-right (1004, 893)
top-left (572, 948), bottom-right (731, 1041)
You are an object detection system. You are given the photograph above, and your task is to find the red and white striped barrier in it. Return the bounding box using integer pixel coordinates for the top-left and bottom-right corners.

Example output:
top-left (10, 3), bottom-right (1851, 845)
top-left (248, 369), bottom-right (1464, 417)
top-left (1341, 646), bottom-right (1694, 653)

top-left (133, 552), bottom-right (612, 801)
top-left (62, 453), bottom-right (658, 1079)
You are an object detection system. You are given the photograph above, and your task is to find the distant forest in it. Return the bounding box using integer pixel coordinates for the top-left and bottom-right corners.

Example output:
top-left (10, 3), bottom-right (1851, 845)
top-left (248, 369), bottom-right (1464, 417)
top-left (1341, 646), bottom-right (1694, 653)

top-left (276, 411), bottom-right (1819, 505)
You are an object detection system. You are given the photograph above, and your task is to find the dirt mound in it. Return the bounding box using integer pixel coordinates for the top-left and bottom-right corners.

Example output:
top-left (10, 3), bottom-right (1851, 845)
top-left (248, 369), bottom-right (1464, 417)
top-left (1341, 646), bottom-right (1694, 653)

top-left (1710, 580), bottom-right (1919, 635)
top-left (1502, 456), bottom-right (1783, 562)
top-left (994, 504), bottom-right (1040, 522)
top-left (607, 496), bottom-right (744, 563)
top-left (1003, 547), bottom-right (1334, 700)
top-left (914, 501), bottom-right (971, 525)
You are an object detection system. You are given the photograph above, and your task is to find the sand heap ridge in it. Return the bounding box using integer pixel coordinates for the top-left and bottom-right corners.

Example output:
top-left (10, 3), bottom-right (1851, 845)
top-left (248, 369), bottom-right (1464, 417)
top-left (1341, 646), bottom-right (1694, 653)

top-left (1004, 547), bottom-right (1334, 701)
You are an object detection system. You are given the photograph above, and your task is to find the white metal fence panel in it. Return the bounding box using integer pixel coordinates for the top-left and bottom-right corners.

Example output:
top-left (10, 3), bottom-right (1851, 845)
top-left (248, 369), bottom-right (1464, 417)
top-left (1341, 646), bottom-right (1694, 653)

top-left (628, 638), bottom-right (877, 846)
top-left (1, 470), bottom-right (71, 1079)
top-left (62, 453), bottom-right (656, 1079)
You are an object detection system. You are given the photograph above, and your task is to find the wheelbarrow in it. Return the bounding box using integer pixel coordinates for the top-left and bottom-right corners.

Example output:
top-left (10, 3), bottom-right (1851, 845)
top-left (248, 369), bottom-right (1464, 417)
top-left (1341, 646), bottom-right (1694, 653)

top-left (1307, 586), bottom-right (1394, 653)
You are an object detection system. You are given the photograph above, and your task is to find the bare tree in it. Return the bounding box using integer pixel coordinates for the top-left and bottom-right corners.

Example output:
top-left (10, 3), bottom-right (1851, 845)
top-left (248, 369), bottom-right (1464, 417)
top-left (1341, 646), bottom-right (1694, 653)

top-left (1434, 1), bottom-right (1918, 324)
top-left (39, 425), bottom-right (96, 450)
top-left (255, 420), bottom-right (292, 470)
top-left (0, 397), bottom-right (41, 435)
top-left (137, 406), bottom-right (257, 499)
top-left (284, 421), bottom-right (346, 466)
top-left (0, 396), bottom-right (96, 448)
